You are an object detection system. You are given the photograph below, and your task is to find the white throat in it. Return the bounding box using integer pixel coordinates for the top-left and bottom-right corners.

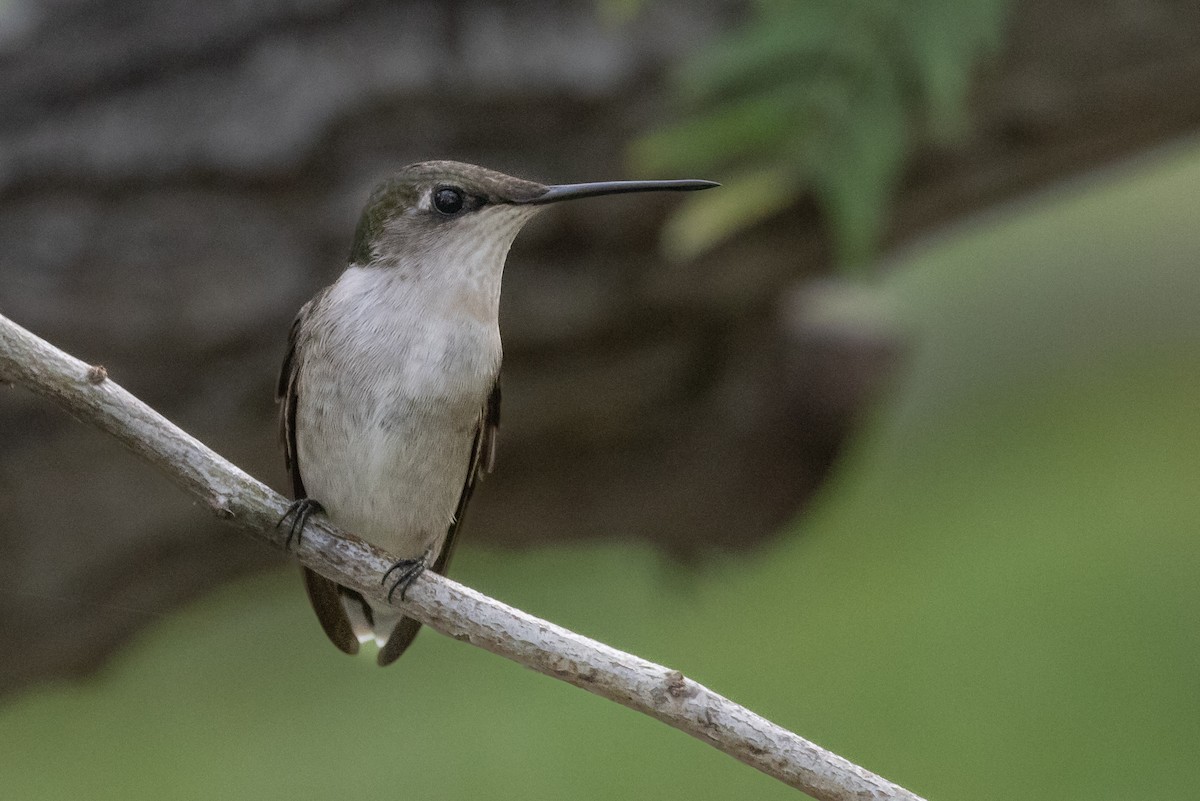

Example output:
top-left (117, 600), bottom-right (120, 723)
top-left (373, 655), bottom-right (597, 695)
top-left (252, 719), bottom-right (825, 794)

top-left (365, 203), bottom-right (540, 325)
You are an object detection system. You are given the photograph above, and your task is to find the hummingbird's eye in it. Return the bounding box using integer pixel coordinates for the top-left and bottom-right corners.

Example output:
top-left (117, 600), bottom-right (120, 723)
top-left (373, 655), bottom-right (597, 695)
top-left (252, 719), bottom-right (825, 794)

top-left (432, 187), bottom-right (465, 215)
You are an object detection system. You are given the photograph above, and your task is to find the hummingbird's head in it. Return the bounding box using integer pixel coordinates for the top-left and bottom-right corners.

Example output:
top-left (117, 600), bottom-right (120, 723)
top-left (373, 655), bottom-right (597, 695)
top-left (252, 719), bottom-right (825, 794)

top-left (348, 161), bottom-right (548, 268)
top-left (348, 160), bottom-right (718, 269)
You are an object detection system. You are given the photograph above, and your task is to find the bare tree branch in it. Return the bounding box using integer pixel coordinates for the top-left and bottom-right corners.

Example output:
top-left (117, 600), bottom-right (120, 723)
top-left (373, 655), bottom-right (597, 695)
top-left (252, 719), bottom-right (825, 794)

top-left (0, 311), bottom-right (927, 801)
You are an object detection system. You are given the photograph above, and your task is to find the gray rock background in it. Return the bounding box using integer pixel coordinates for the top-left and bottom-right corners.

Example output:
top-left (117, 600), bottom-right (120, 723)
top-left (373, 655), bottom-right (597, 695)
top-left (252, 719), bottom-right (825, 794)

top-left (2, 0), bottom-right (1199, 695)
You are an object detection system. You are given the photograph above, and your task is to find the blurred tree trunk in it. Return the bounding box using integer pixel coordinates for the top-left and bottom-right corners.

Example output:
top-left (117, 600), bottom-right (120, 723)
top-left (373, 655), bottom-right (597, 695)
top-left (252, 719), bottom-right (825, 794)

top-left (1, 0), bottom-right (1198, 695)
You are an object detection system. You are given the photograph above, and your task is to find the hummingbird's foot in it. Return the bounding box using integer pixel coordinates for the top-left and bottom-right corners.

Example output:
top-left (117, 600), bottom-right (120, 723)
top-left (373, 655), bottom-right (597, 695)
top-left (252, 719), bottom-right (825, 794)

top-left (382, 552), bottom-right (431, 603)
top-left (277, 498), bottom-right (324, 549)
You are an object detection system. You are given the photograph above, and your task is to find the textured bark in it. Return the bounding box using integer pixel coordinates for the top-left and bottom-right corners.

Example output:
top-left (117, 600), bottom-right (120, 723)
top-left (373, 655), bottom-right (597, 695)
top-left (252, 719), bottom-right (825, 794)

top-left (2, 0), bottom-right (1199, 693)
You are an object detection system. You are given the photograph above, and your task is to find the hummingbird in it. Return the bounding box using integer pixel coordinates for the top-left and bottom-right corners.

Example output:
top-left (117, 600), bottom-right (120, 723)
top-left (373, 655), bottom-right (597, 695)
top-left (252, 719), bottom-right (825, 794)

top-left (277, 161), bottom-right (717, 665)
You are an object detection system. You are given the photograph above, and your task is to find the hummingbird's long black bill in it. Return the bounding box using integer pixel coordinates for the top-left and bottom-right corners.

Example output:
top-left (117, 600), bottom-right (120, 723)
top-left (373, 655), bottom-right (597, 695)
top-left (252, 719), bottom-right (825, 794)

top-left (521, 179), bottom-right (719, 205)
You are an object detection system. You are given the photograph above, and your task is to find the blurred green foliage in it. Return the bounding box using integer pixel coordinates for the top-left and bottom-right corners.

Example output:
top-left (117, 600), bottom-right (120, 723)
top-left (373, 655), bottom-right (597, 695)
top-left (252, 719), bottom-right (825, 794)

top-left (634, 0), bottom-right (1011, 266)
top-left (3, 141), bottom-right (1199, 799)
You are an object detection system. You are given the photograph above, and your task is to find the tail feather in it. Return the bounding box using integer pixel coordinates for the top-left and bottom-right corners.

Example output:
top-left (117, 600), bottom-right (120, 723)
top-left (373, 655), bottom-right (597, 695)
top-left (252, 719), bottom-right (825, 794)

top-left (303, 569), bottom-right (425, 664)
top-left (301, 567), bottom-right (360, 654)
top-left (377, 616), bottom-right (424, 666)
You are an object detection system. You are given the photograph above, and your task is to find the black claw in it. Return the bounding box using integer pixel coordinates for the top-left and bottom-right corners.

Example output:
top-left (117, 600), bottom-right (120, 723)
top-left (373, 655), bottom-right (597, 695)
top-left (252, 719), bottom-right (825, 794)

top-left (277, 498), bottom-right (324, 549)
top-left (382, 557), bottom-right (428, 603)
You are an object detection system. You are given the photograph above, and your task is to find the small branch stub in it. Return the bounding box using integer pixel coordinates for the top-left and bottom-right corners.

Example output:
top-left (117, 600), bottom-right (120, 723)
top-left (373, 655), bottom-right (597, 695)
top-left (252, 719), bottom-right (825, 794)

top-left (665, 669), bottom-right (696, 699)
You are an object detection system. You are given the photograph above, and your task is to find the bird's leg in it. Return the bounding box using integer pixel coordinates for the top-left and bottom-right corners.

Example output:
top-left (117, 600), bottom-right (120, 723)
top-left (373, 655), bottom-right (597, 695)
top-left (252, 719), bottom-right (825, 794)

top-left (382, 547), bottom-right (434, 603)
top-left (277, 498), bottom-right (325, 549)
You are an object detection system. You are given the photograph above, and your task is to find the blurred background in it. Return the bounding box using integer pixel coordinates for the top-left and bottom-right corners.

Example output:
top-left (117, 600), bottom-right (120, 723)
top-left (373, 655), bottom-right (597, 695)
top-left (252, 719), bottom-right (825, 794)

top-left (1, 1), bottom-right (1199, 799)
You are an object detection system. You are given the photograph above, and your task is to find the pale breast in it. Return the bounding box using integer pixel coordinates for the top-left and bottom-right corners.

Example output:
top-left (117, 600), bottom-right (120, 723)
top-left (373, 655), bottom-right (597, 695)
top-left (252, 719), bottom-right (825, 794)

top-left (293, 269), bottom-right (500, 557)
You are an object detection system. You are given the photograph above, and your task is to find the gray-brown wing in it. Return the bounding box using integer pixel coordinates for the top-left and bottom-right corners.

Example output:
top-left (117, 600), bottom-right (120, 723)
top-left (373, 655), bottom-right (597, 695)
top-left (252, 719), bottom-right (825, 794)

top-left (377, 378), bottom-right (501, 665)
top-left (435, 377), bottom-right (500, 574)
top-left (277, 297), bottom-right (315, 498)
top-left (277, 294), bottom-right (361, 656)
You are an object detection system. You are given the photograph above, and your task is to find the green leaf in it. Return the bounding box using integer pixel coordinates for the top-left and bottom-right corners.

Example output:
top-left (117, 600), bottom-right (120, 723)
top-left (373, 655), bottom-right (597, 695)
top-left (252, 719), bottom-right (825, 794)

top-left (636, 0), bottom-right (1014, 269)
